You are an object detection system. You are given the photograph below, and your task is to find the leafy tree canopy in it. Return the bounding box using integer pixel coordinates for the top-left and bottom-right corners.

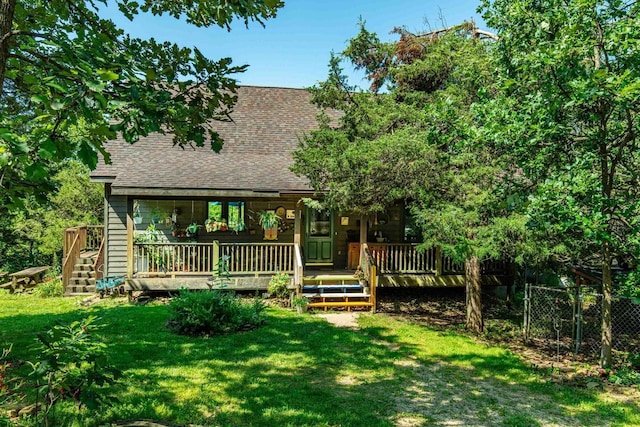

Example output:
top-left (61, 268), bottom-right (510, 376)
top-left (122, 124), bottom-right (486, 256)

top-left (293, 22), bottom-right (520, 332)
top-left (0, 0), bottom-right (283, 207)
top-left (480, 0), bottom-right (640, 365)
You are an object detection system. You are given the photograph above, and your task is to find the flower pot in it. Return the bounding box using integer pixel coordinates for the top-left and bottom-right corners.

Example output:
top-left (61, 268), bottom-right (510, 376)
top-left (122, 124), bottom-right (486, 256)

top-left (263, 226), bottom-right (278, 241)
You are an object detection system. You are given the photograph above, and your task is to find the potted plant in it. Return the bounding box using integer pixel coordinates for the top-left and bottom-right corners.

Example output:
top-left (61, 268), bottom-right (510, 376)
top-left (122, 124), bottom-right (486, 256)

top-left (186, 222), bottom-right (201, 237)
top-left (292, 296), bottom-right (309, 315)
top-left (150, 207), bottom-right (166, 225)
top-left (259, 211), bottom-right (280, 241)
top-left (354, 266), bottom-right (369, 292)
top-left (205, 218), bottom-right (218, 233)
top-left (171, 221), bottom-right (180, 237)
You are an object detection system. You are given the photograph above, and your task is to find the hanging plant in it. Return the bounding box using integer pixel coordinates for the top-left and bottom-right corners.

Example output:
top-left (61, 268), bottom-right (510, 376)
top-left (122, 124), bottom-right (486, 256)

top-left (258, 211), bottom-right (280, 229)
top-left (133, 201), bottom-right (143, 224)
top-left (187, 222), bottom-right (202, 235)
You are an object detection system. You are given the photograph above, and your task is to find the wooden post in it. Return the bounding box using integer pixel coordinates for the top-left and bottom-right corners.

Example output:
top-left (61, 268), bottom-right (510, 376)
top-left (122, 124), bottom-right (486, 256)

top-left (370, 265), bottom-right (377, 313)
top-left (294, 206), bottom-right (302, 246)
top-left (126, 197), bottom-right (134, 279)
top-left (435, 247), bottom-right (443, 276)
top-left (212, 240), bottom-right (220, 272)
top-left (359, 215), bottom-right (368, 265)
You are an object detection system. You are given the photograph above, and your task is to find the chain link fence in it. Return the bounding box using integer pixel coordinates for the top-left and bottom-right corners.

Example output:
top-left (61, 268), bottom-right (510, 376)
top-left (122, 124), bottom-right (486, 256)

top-left (524, 284), bottom-right (640, 362)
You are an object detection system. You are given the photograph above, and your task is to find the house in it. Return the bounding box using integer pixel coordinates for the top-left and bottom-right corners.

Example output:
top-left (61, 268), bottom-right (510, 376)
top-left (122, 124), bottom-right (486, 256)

top-left (63, 86), bottom-right (512, 308)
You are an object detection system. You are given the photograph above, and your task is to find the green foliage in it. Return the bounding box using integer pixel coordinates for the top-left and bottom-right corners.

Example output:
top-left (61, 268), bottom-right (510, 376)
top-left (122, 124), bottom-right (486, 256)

top-left (481, 0), bottom-right (640, 364)
top-left (292, 296), bottom-right (309, 309)
top-left (29, 316), bottom-right (121, 424)
top-left (293, 21), bottom-right (515, 331)
top-left (628, 353), bottom-right (640, 371)
top-left (258, 210), bottom-right (280, 229)
top-left (0, 0), bottom-right (283, 207)
top-left (32, 279), bottom-right (64, 298)
top-left (608, 366), bottom-right (640, 387)
top-left (0, 161), bottom-right (102, 273)
top-left (267, 272), bottom-right (290, 298)
top-left (167, 289), bottom-right (266, 336)
top-left (615, 268), bottom-right (640, 299)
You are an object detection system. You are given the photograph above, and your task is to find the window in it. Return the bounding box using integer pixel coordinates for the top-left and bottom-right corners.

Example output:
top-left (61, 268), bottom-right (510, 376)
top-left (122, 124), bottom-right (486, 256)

top-left (207, 201), bottom-right (245, 232)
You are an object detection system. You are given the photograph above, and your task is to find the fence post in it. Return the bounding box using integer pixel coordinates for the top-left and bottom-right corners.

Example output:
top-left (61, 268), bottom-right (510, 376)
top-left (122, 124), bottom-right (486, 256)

top-left (523, 282), bottom-right (530, 342)
top-left (574, 291), bottom-right (583, 355)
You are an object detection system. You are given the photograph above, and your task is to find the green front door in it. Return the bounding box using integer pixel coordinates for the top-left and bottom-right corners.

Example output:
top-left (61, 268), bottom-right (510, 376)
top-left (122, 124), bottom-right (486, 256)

top-left (305, 208), bottom-right (333, 265)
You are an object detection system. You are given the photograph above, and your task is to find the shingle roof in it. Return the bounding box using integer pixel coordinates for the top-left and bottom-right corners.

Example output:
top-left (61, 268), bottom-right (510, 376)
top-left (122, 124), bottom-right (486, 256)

top-left (91, 86), bottom-right (336, 195)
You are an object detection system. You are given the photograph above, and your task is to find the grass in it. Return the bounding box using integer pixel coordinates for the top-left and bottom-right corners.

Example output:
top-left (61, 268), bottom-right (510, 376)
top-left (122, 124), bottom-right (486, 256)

top-left (0, 291), bottom-right (638, 426)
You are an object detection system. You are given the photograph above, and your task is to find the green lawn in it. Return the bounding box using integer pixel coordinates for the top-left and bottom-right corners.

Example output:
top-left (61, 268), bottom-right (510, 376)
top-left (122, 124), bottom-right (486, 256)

top-left (0, 291), bottom-right (637, 426)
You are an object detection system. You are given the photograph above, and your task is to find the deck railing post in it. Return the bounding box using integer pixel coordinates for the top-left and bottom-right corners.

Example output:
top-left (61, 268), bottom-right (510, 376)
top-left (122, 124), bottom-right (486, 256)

top-left (212, 241), bottom-right (220, 272)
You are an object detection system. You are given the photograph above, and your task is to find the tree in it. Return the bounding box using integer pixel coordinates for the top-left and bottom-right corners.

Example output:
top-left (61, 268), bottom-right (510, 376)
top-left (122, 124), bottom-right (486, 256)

top-left (0, 0), bottom-right (283, 206)
top-left (293, 22), bottom-right (522, 333)
top-left (0, 160), bottom-right (102, 273)
top-left (481, 0), bottom-right (640, 366)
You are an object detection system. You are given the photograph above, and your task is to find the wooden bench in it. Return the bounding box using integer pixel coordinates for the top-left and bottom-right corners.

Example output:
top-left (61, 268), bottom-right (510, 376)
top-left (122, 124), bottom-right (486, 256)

top-left (8, 266), bottom-right (50, 293)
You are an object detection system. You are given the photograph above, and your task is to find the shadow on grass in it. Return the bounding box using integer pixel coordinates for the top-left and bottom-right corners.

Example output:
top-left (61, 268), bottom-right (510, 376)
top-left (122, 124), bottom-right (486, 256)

top-left (1, 298), bottom-right (638, 426)
top-left (360, 317), bottom-right (640, 426)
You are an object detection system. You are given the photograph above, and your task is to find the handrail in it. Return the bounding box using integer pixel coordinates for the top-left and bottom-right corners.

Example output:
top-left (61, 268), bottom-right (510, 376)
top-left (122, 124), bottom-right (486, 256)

top-left (362, 245), bottom-right (377, 313)
top-left (62, 234), bottom-right (81, 291)
top-left (293, 243), bottom-right (304, 295)
top-left (93, 238), bottom-right (105, 281)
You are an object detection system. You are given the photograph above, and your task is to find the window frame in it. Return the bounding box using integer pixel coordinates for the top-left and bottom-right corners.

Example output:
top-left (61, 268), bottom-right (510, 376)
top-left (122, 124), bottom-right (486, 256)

top-left (207, 200), bottom-right (246, 232)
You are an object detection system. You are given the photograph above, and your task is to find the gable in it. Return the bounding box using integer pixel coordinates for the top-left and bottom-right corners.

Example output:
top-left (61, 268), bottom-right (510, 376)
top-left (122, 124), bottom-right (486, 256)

top-left (91, 86), bottom-right (338, 196)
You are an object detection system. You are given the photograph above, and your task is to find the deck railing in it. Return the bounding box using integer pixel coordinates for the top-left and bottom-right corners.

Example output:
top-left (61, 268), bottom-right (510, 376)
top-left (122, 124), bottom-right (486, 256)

top-left (367, 243), bottom-right (505, 275)
top-left (369, 244), bottom-right (439, 274)
top-left (134, 243), bottom-right (218, 275)
top-left (220, 243), bottom-right (294, 274)
top-left (133, 242), bottom-right (295, 276)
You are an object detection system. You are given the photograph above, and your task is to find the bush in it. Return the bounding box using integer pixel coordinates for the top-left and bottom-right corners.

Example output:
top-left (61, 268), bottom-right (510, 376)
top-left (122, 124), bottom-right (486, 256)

top-left (167, 289), bottom-right (266, 336)
top-left (267, 273), bottom-right (290, 298)
top-left (32, 279), bottom-right (64, 298)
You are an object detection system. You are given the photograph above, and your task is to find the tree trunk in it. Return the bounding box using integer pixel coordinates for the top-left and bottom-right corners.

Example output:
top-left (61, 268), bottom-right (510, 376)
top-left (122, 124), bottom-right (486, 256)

top-left (0, 0), bottom-right (16, 97)
top-left (465, 255), bottom-right (483, 333)
top-left (601, 241), bottom-right (613, 367)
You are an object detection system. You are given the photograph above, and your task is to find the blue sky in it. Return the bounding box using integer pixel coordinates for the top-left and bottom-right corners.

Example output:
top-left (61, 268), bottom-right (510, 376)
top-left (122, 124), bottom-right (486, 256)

top-left (100, 1), bottom-right (486, 89)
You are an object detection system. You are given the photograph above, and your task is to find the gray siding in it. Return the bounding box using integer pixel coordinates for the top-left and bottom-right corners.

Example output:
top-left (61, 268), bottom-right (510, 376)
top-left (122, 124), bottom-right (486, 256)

top-left (107, 193), bottom-right (128, 276)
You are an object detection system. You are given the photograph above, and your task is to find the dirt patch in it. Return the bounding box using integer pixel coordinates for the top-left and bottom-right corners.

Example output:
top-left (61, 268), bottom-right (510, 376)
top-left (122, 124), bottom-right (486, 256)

top-left (315, 312), bottom-right (360, 329)
top-left (376, 288), bottom-right (640, 410)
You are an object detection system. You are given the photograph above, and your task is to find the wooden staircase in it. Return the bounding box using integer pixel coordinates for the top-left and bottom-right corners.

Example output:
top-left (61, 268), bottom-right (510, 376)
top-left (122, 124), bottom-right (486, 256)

top-left (65, 251), bottom-right (98, 296)
top-left (63, 225), bottom-right (104, 296)
top-left (302, 275), bottom-right (375, 312)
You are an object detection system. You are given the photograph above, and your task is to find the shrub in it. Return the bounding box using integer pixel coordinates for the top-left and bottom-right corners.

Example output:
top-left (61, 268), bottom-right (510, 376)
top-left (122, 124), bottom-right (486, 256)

top-left (609, 366), bottom-right (640, 386)
top-left (167, 289), bottom-right (266, 336)
top-left (267, 273), bottom-right (290, 298)
top-left (32, 279), bottom-right (64, 298)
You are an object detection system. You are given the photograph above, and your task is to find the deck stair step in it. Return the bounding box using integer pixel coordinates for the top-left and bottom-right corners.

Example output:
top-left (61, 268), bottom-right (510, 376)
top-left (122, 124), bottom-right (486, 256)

top-left (72, 269), bottom-right (95, 277)
top-left (65, 253), bottom-right (99, 296)
top-left (301, 281), bottom-right (372, 312)
top-left (302, 284), bottom-right (366, 297)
